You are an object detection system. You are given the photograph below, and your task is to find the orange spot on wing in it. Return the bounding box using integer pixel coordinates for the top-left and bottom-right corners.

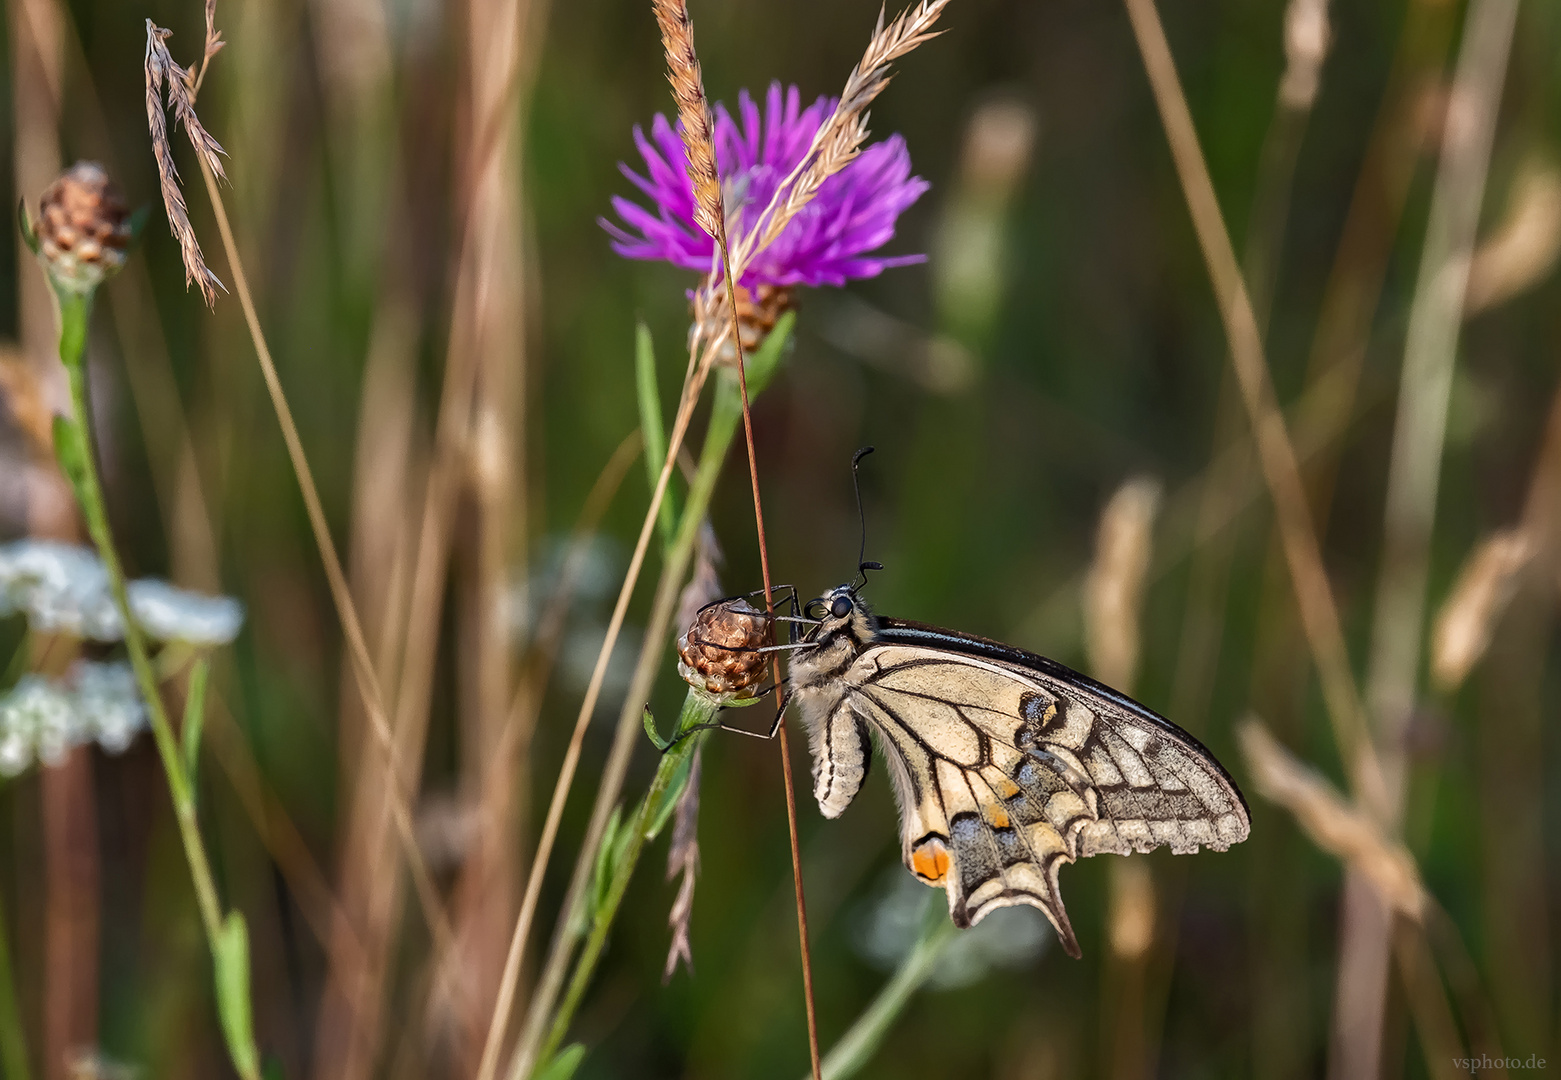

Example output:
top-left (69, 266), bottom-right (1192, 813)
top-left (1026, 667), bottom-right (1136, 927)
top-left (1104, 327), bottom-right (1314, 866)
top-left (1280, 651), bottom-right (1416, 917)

top-left (984, 804), bottom-right (1011, 830)
top-left (910, 838), bottom-right (950, 884)
top-left (992, 776), bottom-right (1020, 800)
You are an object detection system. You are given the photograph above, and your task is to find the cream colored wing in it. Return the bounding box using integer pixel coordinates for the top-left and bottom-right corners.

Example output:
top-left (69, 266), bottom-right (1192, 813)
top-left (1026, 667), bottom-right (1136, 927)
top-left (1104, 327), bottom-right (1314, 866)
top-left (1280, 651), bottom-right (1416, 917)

top-left (842, 642), bottom-right (1249, 958)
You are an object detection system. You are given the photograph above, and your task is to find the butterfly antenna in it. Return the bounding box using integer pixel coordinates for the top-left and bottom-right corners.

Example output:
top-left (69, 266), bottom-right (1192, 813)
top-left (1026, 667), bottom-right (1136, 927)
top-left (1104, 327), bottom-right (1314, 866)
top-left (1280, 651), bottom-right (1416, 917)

top-left (851, 446), bottom-right (883, 592)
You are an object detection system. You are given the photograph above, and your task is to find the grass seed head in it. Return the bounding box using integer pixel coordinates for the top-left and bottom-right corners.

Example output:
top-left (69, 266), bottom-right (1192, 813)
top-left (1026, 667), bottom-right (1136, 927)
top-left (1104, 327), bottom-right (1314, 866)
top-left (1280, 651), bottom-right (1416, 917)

top-left (652, 0), bottom-right (723, 242)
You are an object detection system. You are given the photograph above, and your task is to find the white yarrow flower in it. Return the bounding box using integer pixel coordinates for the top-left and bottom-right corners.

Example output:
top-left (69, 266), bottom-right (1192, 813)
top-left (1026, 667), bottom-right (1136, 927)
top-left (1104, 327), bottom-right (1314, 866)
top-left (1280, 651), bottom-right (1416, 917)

top-left (0, 540), bottom-right (244, 644)
top-left (127, 579), bottom-right (245, 645)
top-left (0, 660), bottom-right (149, 775)
top-left (71, 660), bottom-right (147, 754)
top-left (0, 675), bottom-right (76, 773)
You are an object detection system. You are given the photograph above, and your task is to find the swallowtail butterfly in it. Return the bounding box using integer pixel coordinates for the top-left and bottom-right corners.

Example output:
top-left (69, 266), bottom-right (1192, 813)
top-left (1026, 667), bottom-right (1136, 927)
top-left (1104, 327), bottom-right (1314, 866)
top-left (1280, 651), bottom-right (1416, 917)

top-left (783, 583), bottom-right (1250, 958)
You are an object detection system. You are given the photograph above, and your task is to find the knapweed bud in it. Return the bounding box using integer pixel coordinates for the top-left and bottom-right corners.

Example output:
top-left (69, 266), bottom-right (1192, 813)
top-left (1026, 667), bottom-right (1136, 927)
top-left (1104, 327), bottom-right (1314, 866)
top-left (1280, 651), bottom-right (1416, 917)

top-left (676, 597), bottom-right (773, 702)
top-left (694, 284), bottom-right (795, 367)
top-left (36, 162), bottom-right (132, 294)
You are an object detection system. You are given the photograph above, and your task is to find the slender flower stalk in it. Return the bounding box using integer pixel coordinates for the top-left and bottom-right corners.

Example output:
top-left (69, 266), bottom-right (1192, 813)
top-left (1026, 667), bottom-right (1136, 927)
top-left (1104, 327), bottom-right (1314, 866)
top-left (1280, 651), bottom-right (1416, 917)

top-left (23, 167), bottom-right (261, 1079)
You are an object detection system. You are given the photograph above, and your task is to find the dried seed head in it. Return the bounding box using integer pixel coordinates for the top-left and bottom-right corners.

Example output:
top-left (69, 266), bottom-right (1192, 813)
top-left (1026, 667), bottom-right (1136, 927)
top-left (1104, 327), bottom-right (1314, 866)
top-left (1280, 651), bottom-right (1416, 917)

top-left (36, 163), bottom-right (133, 294)
top-left (1430, 528), bottom-right (1534, 692)
top-left (676, 597), bottom-right (773, 701)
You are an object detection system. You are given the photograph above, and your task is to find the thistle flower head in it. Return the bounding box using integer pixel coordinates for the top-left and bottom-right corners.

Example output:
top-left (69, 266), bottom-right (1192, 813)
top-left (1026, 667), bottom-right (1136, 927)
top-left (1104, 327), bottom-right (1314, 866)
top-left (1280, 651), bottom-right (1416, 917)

top-left (604, 82), bottom-right (929, 291)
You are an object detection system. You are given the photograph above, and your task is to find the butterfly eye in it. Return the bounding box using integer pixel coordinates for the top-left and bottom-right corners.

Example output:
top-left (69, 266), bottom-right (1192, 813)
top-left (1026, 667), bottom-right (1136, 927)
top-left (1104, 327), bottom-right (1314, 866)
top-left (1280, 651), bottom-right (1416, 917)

top-left (830, 595), bottom-right (853, 619)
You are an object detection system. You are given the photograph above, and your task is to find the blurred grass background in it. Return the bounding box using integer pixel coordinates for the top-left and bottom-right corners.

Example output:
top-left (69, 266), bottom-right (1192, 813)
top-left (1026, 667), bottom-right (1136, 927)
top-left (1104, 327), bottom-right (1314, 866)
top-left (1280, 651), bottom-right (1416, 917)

top-left (2, 0), bottom-right (1560, 1076)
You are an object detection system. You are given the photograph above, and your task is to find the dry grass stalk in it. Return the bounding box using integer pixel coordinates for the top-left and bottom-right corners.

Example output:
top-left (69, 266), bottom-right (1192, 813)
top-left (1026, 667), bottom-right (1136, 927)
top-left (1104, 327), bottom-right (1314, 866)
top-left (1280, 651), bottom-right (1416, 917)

top-left (143, 20), bottom-right (225, 304)
top-left (1121, 0), bottom-right (1385, 814)
top-left (652, 0), bottom-right (722, 240)
top-left (660, 524), bottom-right (722, 981)
top-left (1277, 0), bottom-right (1330, 109)
top-left (663, 745), bottom-right (703, 981)
top-left (1084, 477), bottom-right (1163, 691)
top-left (731, 0), bottom-right (951, 275)
top-left (181, 102), bottom-right (457, 1002)
top-left (473, 434), bottom-right (641, 1080)
top-left (1238, 720), bottom-right (1426, 920)
top-left (1430, 528), bottom-right (1534, 692)
top-left (1465, 159), bottom-right (1561, 314)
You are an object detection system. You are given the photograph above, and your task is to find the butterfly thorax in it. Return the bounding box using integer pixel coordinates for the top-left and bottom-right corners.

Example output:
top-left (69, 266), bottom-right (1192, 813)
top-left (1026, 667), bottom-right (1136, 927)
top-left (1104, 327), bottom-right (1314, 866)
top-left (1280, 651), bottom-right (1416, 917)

top-left (785, 585), bottom-right (879, 819)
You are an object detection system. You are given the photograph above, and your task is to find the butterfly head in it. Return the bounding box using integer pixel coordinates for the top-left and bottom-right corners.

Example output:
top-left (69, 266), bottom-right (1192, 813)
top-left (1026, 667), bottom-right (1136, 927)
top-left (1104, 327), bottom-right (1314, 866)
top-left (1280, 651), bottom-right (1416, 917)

top-left (801, 583), bottom-right (876, 648)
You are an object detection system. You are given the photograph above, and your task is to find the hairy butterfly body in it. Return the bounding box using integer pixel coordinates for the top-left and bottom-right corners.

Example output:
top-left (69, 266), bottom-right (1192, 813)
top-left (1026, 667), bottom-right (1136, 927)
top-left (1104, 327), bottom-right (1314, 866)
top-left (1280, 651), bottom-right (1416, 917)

top-left (785, 584), bottom-right (1250, 958)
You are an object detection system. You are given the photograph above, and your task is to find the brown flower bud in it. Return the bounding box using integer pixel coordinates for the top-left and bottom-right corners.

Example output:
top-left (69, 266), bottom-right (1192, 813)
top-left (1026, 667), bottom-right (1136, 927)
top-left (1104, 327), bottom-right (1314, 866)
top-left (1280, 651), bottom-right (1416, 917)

top-left (37, 162), bottom-right (132, 294)
top-left (676, 597), bottom-right (773, 701)
top-left (694, 285), bottom-right (795, 367)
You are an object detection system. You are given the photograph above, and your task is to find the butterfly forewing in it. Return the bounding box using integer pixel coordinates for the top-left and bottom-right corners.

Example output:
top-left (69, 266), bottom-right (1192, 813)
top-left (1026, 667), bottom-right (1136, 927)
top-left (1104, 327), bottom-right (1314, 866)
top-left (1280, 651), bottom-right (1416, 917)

top-left (790, 608), bottom-right (1249, 960)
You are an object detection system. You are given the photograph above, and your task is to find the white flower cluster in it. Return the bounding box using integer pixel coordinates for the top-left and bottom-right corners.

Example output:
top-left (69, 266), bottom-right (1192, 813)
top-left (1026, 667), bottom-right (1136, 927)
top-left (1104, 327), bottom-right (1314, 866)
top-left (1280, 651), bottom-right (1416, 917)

top-left (0, 540), bottom-right (244, 645)
top-left (0, 660), bottom-right (147, 776)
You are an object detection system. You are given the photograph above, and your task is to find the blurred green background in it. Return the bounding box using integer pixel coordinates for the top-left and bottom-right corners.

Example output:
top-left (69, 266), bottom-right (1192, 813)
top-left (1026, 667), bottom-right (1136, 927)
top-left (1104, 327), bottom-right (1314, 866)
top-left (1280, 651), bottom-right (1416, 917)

top-left (2, 0), bottom-right (1560, 1076)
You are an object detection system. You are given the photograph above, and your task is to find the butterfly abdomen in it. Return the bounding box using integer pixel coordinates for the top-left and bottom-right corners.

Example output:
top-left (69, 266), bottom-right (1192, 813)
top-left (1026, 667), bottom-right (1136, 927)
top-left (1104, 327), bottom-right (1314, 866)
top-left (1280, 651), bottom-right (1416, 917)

top-left (796, 688), bottom-right (873, 818)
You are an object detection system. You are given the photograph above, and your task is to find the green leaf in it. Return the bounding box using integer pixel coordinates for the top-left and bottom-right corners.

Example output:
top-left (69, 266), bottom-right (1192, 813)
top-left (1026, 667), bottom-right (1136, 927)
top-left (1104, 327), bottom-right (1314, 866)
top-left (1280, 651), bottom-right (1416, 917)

top-left (642, 704), bottom-right (672, 752)
top-left (535, 1043), bottom-right (587, 1080)
top-left (182, 658), bottom-right (210, 785)
top-left (213, 913), bottom-right (261, 1078)
top-left (608, 806), bottom-right (637, 882)
top-left (584, 806), bottom-right (623, 930)
top-left (635, 322), bottom-right (679, 552)
top-left (645, 739), bottom-right (699, 843)
top-left (16, 199), bottom-right (38, 256)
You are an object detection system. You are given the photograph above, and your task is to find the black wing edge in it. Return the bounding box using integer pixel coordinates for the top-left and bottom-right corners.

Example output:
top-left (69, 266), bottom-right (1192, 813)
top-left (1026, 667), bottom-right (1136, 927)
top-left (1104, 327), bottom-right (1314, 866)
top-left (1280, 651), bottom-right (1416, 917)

top-left (873, 618), bottom-right (1252, 822)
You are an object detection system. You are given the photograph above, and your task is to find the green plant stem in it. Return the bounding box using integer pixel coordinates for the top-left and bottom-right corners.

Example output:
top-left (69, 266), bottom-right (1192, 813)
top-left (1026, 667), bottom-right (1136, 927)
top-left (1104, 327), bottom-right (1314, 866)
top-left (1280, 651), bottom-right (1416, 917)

top-left (535, 692), bottom-right (716, 1069)
top-left (507, 317), bottom-right (791, 1080)
top-left (50, 289), bottom-right (261, 1080)
top-left (0, 878), bottom-right (32, 1080)
top-left (814, 900), bottom-right (958, 1080)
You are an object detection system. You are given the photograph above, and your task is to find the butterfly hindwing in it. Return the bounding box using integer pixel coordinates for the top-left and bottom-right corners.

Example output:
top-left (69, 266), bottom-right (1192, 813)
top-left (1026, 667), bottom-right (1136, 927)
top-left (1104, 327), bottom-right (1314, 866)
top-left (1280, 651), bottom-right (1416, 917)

top-left (829, 629), bottom-right (1248, 957)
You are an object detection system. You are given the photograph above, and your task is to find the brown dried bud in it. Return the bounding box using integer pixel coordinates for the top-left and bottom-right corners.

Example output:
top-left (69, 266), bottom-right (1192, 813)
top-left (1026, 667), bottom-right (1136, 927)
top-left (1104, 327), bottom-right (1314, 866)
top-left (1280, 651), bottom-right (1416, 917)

top-left (694, 285), bottom-right (796, 367)
top-left (676, 597), bottom-right (773, 701)
top-left (37, 162), bottom-right (132, 294)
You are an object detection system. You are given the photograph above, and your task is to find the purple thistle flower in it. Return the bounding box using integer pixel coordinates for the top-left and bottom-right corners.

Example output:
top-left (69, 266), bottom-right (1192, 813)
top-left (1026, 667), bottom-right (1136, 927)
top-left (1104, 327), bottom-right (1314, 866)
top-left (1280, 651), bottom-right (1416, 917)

top-left (603, 82), bottom-right (929, 290)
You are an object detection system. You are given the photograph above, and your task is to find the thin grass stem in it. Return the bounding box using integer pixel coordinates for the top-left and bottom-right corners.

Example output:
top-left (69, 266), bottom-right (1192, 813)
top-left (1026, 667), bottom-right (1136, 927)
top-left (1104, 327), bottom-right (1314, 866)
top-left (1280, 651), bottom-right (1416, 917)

top-left (191, 156), bottom-right (454, 954)
top-left (716, 223), bottom-right (823, 1080)
top-left (1121, 0), bottom-right (1381, 804)
top-left (473, 430), bottom-right (641, 1076)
